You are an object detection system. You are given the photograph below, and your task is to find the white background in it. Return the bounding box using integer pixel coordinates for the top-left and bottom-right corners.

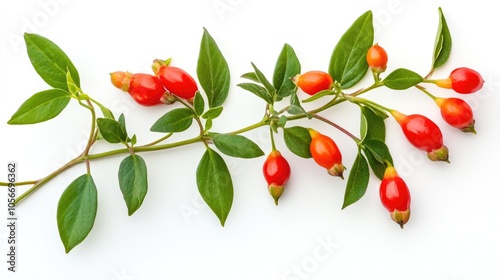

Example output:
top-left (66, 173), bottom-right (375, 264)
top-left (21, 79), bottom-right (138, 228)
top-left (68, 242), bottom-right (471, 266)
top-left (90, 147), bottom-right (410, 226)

top-left (1, 0), bottom-right (500, 279)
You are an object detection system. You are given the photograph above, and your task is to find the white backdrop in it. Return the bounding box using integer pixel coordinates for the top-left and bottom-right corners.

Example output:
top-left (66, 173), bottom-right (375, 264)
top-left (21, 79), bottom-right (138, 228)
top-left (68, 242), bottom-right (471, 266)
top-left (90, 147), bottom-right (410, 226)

top-left (1, 1), bottom-right (499, 279)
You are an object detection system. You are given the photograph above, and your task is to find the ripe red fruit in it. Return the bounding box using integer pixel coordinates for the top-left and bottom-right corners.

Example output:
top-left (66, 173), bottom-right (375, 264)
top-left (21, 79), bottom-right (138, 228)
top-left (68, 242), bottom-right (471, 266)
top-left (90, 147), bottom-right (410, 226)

top-left (156, 65), bottom-right (198, 101)
top-left (366, 43), bottom-right (388, 73)
top-left (391, 111), bottom-right (449, 162)
top-left (293, 70), bottom-right (334, 95)
top-left (435, 97), bottom-right (476, 133)
top-left (262, 150), bottom-right (291, 205)
top-left (435, 67), bottom-right (484, 94)
top-left (308, 129), bottom-right (344, 178)
top-left (379, 166), bottom-right (411, 228)
top-left (110, 71), bottom-right (165, 106)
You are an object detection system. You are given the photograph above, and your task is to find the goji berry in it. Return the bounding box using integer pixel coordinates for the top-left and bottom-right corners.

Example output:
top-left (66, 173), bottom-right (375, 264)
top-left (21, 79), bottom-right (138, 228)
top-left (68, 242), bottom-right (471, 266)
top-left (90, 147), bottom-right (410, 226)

top-left (391, 111), bottom-right (449, 162)
top-left (153, 59), bottom-right (198, 101)
top-left (293, 71), bottom-right (334, 95)
top-left (435, 67), bottom-right (484, 94)
top-left (262, 150), bottom-right (291, 205)
top-left (110, 71), bottom-right (165, 106)
top-left (309, 129), bottom-right (344, 178)
top-left (366, 43), bottom-right (388, 73)
top-left (379, 166), bottom-right (411, 228)
top-left (435, 97), bottom-right (476, 133)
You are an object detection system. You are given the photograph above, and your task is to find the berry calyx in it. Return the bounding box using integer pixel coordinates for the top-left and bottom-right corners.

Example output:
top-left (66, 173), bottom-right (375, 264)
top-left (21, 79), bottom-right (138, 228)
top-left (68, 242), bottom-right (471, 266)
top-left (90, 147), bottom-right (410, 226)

top-left (379, 166), bottom-right (411, 228)
top-left (366, 43), bottom-right (388, 73)
top-left (153, 59), bottom-right (198, 101)
top-left (435, 67), bottom-right (484, 94)
top-left (308, 129), bottom-right (344, 178)
top-left (110, 71), bottom-right (166, 106)
top-left (262, 150), bottom-right (291, 205)
top-left (293, 70), bottom-right (334, 95)
top-left (435, 97), bottom-right (476, 133)
top-left (391, 111), bottom-right (449, 162)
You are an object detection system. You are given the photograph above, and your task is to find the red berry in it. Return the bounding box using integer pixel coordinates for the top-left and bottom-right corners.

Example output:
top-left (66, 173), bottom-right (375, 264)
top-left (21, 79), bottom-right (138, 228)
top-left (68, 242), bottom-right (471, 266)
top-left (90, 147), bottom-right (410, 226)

top-left (366, 43), bottom-right (388, 73)
top-left (293, 71), bottom-right (334, 95)
top-left (157, 66), bottom-right (198, 100)
top-left (262, 150), bottom-right (291, 205)
top-left (309, 129), bottom-right (344, 178)
top-left (391, 111), bottom-right (449, 162)
top-left (379, 166), bottom-right (411, 228)
top-left (435, 97), bottom-right (476, 133)
top-left (436, 67), bottom-right (484, 94)
top-left (110, 71), bottom-right (165, 106)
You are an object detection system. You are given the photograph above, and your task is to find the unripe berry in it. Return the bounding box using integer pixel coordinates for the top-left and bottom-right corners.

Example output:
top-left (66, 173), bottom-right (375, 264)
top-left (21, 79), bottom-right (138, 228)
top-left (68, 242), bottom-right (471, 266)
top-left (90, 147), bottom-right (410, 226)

top-left (435, 97), bottom-right (476, 133)
top-left (366, 43), bottom-right (388, 73)
top-left (293, 71), bottom-right (334, 95)
top-left (110, 71), bottom-right (165, 106)
top-left (262, 150), bottom-right (291, 205)
top-left (309, 129), bottom-right (344, 178)
top-left (435, 67), bottom-right (484, 94)
top-left (391, 111), bottom-right (449, 162)
top-left (379, 166), bottom-right (411, 228)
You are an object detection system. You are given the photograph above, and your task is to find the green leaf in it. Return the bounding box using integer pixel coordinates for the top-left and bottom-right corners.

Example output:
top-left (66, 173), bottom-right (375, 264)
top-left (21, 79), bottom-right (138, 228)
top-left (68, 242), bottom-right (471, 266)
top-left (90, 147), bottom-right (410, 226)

top-left (251, 63), bottom-right (276, 98)
top-left (202, 106), bottom-right (223, 119)
top-left (193, 91), bottom-right (205, 116)
top-left (150, 108), bottom-right (195, 133)
top-left (273, 43), bottom-right (301, 98)
top-left (302, 90), bottom-right (336, 103)
top-left (383, 68), bottom-right (423, 90)
top-left (241, 72), bottom-right (260, 83)
top-left (96, 118), bottom-right (127, 144)
top-left (118, 155), bottom-right (148, 216)
top-left (287, 91), bottom-right (310, 118)
top-left (342, 152), bottom-right (369, 209)
top-left (361, 139), bottom-right (393, 180)
top-left (57, 174), bottom-right (97, 253)
top-left (24, 33), bottom-right (80, 91)
top-left (197, 28), bottom-right (230, 108)
top-left (66, 70), bottom-right (79, 96)
top-left (118, 113), bottom-right (127, 133)
top-left (329, 11), bottom-right (374, 89)
top-left (283, 126), bottom-right (312, 158)
top-left (432, 7), bottom-right (452, 70)
top-left (8, 89), bottom-right (71, 124)
top-left (96, 102), bottom-right (115, 119)
top-left (360, 105), bottom-right (386, 142)
top-left (237, 83), bottom-right (273, 104)
top-left (211, 133), bottom-right (264, 159)
top-left (196, 148), bottom-right (233, 226)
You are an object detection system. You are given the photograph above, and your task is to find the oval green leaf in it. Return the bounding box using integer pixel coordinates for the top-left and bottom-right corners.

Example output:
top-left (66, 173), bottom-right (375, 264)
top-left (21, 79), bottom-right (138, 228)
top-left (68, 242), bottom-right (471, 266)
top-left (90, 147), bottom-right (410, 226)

top-left (273, 43), bottom-right (301, 99)
top-left (342, 152), bottom-right (369, 209)
top-left (193, 91), bottom-right (205, 117)
top-left (211, 133), bottom-right (264, 159)
top-left (196, 148), bottom-right (234, 226)
top-left (197, 28), bottom-right (230, 108)
top-left (361, 139), bottom-right (393, 180)
top-left (383, 68), bottom-right (423, 90)
top-left (284, 126), bottom-right (312, 158)
top-left (57, 174), bottom-right (98, 253)
top-left (360, 105), bottom-right (387, 142)
top-left (119, 155), bottom-right (148, 216)
top-left (251, 62), bottom-right (276, 98)
top-left (432, 7), bottom-right (452, 70)
top-left (8, 89), bottom-right (71, 125)
top-left (150, 108), bottom-right (195, 133)
top-left (329, 11), bottom-right (374, 89)
top-left (96, 118), bottom-right (127, 144)
top-left (202, 106), bottom-right (223, 120)
top-left (24, 33), bottom-right (80, 91)
top-left (237, 82), bottom-right (273, 104)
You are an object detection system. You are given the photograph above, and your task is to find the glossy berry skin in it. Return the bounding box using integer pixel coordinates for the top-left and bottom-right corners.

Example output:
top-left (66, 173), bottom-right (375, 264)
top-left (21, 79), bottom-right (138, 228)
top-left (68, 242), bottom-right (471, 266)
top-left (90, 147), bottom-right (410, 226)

top-left (436, 67), bottom-right (484, 94)
top-left (262, 150), bottom-right (291, 205)
top-left (366, 43), bottom-right (388, 73)
top-left (309, 129), bottom-right (344, 178)
top-left (379, 167), bottom-right (411, 228)
top-left (293, 71), bottom-right (334, 95)
top-left (435, 97), bottom-right (476, 133)
top-left (110, 71), bottom-right (165, 106)
top-left (157, 66), bottom-right (198, 100)
top-left (391, 111), bottom-right (449, 162)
